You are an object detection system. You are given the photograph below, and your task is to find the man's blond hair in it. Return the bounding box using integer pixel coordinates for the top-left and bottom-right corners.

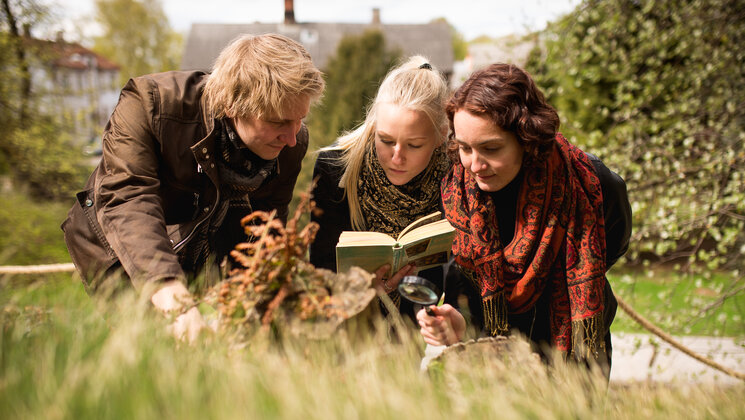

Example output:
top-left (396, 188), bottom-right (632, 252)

top-left (204, 33), bottom-right (325, 120)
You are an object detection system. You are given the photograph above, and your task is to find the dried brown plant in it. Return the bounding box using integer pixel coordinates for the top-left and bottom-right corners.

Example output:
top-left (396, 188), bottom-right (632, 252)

top-left (203, 191), bottom-right (376, 340)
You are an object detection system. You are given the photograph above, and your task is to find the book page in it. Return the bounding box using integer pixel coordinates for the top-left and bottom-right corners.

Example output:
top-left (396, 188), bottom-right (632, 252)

top-left (399, 218), bottom-right (454, 245)
top-left (396, 211), bottom-right (442, 241)
top-left (337, 231), bottom-right (396, 246)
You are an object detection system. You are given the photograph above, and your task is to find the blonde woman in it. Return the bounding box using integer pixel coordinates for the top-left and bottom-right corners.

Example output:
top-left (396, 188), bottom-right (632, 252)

top-left (63, 33), bottom-right (325, 341)
top-left (310, 56), bottom-right (452, 318)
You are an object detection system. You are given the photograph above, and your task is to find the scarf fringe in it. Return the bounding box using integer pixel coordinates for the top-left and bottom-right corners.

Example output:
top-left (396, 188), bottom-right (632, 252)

top-left (378, 290), bottom-right (401, 314)
top-left (483, 291), bottom-right (509, 337)
top-left (570, 313), bottom-right (606, 361)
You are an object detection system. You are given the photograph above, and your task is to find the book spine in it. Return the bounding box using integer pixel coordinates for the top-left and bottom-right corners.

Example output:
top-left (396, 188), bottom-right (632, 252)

top-left (392, 244), bottom-right (404, 274)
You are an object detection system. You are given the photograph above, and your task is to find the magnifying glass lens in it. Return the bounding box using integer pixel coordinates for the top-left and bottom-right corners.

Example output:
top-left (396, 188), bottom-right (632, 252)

top-left (398, 275), bottom-right (441, 306)
top-left (399, 283), bottom-right (438, 304)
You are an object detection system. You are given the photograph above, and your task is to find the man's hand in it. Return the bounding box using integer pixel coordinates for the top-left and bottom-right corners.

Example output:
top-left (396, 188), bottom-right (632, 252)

top-left (150, 280), bottom-right (206, 343)
top-left (171, 306), bottom-right (207, 343)
top-left (372, 263), bottom-right (416, 294)
top-left (416, 304), bottom-right (466, 346)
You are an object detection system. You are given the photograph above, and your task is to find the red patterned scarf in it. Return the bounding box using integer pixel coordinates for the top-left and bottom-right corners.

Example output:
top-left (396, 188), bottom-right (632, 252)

top-left (442, 134), bottom-right (607, 359)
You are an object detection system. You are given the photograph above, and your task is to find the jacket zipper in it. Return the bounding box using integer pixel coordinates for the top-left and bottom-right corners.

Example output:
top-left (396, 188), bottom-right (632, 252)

top-left (173, 189), bottom-right (220, 252)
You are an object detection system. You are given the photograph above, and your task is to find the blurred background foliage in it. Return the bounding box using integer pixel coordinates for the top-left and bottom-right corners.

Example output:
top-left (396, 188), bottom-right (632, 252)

top-left (306, 29), bottom-right (401, 151)
top-left (1, 0), bottom-right (90, 200)
top-left (92, 0), bottom-right (182, 86)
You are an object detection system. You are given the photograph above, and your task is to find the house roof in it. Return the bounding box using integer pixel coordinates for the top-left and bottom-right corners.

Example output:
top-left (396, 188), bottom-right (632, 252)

top-left (25, 38), bottom-right (120, 71)
top-left (180, 21), bottom-right (454, 75)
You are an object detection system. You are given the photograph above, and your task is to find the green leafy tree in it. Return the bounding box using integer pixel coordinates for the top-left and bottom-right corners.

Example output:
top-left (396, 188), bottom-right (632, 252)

top-left (292, 30), bottom-right (401, 220)
top-left (92, 0), bottom-right (182, 85)
top-left (1, 0), bottom-right (88, 199)
top-left (1, 0), bottom-right (52, 129)
top-left (526, 0), bottom-right (745, 276)
top-left (307, 30), bottom-right (401, 150)
top-left (431, 17), bottom-right (467, 60)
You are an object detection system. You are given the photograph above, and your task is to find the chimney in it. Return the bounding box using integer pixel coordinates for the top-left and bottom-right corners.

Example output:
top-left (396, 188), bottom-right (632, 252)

top-left (371, 7), bottom-right (381, 25)
top-left (284, 0), bottom-right (295, 24)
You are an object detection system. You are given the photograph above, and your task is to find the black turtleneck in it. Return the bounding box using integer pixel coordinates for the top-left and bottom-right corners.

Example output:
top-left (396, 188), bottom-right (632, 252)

top-left (488, 171), bottom-right (523, 247)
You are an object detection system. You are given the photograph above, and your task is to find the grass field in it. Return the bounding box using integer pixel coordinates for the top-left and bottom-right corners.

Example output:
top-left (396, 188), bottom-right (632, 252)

top-left (2, 195), bottom-right (744, 418)
top-left (609, 268), bottom-right (745, 338)
top-left (1, 277), bottom-right (744, 419)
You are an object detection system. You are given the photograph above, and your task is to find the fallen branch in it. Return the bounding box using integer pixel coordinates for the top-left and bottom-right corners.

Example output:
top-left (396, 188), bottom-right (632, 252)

top-left (616, 294), bottom-right (745, 381)
top-left (0, 263), bottom-right (75, 275)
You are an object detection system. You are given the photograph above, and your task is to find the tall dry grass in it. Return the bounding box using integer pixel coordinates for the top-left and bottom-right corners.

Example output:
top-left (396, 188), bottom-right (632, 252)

top-left (1, 278), bottom-right (743, 419)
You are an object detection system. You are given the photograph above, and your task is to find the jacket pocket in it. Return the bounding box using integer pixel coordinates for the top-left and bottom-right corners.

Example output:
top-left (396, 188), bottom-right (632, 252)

top-left (62, 188), bottom-right (119, 294)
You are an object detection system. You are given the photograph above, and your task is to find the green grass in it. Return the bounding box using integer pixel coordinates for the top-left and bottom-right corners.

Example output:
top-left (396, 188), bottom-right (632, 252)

top-left (0, 191), bottom-right (72, 266)
top-left (609, 267), bottom-right (745, 337)
top-left (2, 191), bottom-right (744, 418)
top-left (1, 277), bottom-right (744, 420)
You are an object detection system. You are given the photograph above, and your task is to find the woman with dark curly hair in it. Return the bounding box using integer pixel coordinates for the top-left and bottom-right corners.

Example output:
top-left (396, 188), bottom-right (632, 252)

top-left (416, 63), bottom-right (632, 377)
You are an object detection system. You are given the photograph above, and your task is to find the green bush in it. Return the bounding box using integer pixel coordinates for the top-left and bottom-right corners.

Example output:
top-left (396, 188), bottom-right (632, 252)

top-left (526, 0), bottom-right (745, 275)
top-left (0, 191), bottom-right (72, 266)
top-left (4, 118), bottom-right (90, 200)
top-left (307, 29), bottom-right (401, 151)
top-left (609, 268), bottom-right (745, 337)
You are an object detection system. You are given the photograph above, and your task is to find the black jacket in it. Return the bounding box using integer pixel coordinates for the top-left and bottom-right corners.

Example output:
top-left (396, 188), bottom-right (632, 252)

top-left (309, 149), bottom-right (450, 318)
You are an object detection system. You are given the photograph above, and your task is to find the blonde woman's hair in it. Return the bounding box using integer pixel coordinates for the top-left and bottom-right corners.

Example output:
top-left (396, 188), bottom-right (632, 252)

top-left (321, 55), bottom-right (449, 230)
top-left (203, 33), bottom-right (325, 120)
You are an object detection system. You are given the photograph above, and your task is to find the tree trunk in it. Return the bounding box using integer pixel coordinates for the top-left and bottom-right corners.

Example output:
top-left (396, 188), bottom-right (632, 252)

top-left (2, 0), bottom-right (32, 127)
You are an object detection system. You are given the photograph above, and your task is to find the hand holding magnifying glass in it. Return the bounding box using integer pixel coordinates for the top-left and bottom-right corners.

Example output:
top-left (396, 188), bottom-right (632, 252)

top-left (397, 275), bottom-right (441, 316)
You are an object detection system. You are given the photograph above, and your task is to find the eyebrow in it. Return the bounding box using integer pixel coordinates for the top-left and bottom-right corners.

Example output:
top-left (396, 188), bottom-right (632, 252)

top-left (266, 114), bottom-right (308, 123)
top-left (455, 138), bottom-right (503, 146)
top-left (377, 130), bottom-right (429, 141)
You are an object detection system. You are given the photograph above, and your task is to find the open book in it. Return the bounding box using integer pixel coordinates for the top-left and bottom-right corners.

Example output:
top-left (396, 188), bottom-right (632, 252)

top-left (335, 212), bottom-right (455, 277)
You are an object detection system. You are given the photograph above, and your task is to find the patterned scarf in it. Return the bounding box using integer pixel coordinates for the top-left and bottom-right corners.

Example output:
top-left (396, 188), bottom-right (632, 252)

top-left (442, 133), bottom-right (607, 360)
top-left (358, 140), bottom-right (449, 237)
top-left (358, 139), bottom-right (449, 308)
top-left (182, 119), bottom-right (277, 274)
top-left (217, 119), bottom-right (278, 201)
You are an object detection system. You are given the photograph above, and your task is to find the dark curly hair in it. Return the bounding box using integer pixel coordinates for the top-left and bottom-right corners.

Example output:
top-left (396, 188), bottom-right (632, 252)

top-left (446, 63), bottom-right (560, 165)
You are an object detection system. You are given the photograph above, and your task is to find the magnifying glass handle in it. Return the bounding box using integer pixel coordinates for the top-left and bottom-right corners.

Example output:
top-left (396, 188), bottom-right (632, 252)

top-left (425, 306), bottom-right (436, 316)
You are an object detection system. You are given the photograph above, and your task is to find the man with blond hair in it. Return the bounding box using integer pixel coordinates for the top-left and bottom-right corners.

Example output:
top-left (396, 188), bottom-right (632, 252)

top-left (62, 34), bottom-right (325, 339)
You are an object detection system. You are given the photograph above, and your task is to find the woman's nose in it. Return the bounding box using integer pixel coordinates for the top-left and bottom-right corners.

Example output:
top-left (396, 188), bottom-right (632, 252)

top-left (391, 144), bottom-right (405, 164)
top-left (470, 153), bottom-right (485, 173)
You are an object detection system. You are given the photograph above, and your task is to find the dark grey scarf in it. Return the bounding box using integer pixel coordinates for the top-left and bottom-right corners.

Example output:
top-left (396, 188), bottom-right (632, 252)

top-left (181, 119), bottom-right (278, 275)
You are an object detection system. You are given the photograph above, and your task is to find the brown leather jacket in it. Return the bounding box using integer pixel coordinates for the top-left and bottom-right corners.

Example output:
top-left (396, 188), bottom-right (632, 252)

top-left (62, 71), bottom-right (308, 294)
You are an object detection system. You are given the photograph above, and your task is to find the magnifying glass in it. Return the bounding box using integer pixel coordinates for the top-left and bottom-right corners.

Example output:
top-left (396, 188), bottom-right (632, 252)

top-left (398, 275), bottom-right (441, 316)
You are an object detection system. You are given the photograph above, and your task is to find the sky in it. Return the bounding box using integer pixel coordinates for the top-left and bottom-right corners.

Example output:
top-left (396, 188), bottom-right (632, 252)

top-left (48, 0), bottom-right (582, 42)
